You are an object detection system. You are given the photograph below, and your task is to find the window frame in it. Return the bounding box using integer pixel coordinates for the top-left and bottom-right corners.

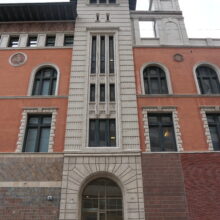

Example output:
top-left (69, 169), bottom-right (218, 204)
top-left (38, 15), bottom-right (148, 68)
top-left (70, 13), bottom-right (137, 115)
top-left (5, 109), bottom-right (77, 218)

top-left (32, 67), bottom-right (57, 96)
top-left (194, 63), bottom-right (220, 95)
top-left (27, 35), bottom-right (38, 47)
top-left (27, 64), bottom-right (60, 96)
top-left (200, 106), bottom-right (220, 151)
top-left (142, 106), bottom-right (182, 152)
top-left (140, 62), bottom-right (173, 95)
top-left (89, 119), bottom-right (116, 147)
top-left (148, 113), bottom-right (177, 152)
top-left (64, 35), bottom-right (74, 46)
top-left (89, 0), bottom-right (116, 4)
top-left (45, 35), bottom-right (56, 47)
top-left (8, 36), bottom-right (20, 48)
top-left (22, 114), bottom-right (52, 152)
top-left (16, 108), bottom-right (57, 153)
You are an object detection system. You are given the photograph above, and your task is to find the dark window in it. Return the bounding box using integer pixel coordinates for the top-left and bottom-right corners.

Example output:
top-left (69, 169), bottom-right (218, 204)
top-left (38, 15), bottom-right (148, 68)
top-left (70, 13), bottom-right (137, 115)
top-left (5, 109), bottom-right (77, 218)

top-left (23, 115), bottom-right (52, 152)
top-left (109, 0), bottom-right (116, 3)
top-left (100, 84), bottom-right (105, 102)
top-left (143, 66), bottom-right (168, 94)
top-left (100, 36), bottom-right (105, 73)
top-left (8, 36), bottom-right (19, 47)
top-left (64, 35), bottom-right (74, 46)
top-left (148, 113), bottom-right (177, 152)
top-left (207, 114), bottom-right (220, 150)
top-left (89, 119), bottom-right (116, 147)
top-left (32, 67), bottom-right (57, 96)
top-left (27, 36), bottom-right (37, 47)
top-left (90, 84), bottom-right (96, 102)
top-left (110, 84), bottom-right (115, 101)
top-left (109, 36), bottom-right (115, 73)
top-left (90, 0), bottom-right (97, 3)
top-left (100, 0), bottom-right (107, 3)
top-left (46, 36), bottom-right (56, 47)
top-left (91, 36), bottom-right (97, 74)
top-left (82, 178), bottom-right (123, 220)
top-left (196, 66), bottom-right (220, 94)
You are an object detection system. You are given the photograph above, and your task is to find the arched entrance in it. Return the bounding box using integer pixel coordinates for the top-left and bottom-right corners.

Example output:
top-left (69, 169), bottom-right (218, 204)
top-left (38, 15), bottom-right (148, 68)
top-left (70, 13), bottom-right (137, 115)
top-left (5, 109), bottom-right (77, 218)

top-left (81, 178), bottom-right (123, 220)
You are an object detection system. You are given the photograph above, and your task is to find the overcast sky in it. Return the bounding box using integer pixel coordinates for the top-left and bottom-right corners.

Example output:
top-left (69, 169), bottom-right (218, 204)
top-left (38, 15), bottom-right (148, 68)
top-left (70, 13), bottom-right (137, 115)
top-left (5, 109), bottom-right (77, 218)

top-left (0, 0), bottom-right (219, 38)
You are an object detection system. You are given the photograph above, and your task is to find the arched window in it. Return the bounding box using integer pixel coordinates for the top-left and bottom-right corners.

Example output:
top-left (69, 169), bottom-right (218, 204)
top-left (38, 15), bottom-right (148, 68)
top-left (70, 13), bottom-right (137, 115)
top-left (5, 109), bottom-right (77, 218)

top-left (143, 66), bottom-right (168, 94)
top-left (32, 67), bottom-right (57, 95)
top-left (196, 66), bottom-right (220, 94)
top-left (82, 178), bottom-right (123, 220)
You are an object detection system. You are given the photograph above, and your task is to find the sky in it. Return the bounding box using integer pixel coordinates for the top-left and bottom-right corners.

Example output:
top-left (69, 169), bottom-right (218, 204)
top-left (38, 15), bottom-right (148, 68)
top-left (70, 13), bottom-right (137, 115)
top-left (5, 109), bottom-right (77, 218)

top-left (0, 0), bottom-right (219, 38)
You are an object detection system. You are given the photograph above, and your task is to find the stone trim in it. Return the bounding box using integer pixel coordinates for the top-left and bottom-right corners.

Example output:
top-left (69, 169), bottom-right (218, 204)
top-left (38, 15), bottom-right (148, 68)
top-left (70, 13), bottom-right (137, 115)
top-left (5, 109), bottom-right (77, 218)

top-left (200, 106), bottom-right (220, 151)
top-left (140, 62), bottom-right (173, 95)
top-left (142, 106), bottom-right (183, 152)
top-left (16, 107), bottom-right (58, 153)
top-left (59, 154), bottom-right (145, 220)
top-left (0, 181), bottom-right (62, 187)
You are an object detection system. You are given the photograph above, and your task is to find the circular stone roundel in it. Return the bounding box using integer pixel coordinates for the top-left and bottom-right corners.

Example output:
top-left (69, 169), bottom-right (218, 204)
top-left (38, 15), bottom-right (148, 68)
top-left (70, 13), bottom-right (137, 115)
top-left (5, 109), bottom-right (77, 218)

top-left (9, 52), bottom-right (27, 67)
top-left (173, 53), bottom-right (184, 62)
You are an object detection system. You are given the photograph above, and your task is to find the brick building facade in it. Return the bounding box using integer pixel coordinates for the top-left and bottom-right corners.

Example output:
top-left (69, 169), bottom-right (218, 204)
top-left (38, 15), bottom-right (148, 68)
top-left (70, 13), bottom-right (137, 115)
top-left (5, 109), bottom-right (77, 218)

top-left (0, 0), bottom-right (220, 220)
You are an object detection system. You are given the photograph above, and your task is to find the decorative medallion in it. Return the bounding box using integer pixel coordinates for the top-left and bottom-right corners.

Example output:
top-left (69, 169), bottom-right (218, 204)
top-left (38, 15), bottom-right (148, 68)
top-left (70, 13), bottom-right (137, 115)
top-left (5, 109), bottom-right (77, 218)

top-left (9, 52), bottom-right (27, 67)
top-left (173, 53), bottom-right (184, 62)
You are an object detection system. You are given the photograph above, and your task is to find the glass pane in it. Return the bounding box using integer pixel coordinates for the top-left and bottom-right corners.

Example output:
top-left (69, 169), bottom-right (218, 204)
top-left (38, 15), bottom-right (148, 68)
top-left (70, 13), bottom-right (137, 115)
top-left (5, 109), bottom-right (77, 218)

top-left (109, 36), bottom-right (114, 73)
top-left (203, 79), bottom-right (212, 94)
top-left (99, 199), bottom-right (105, 209)
top-left (42, 116), bottom-right (52, 124)
top-left (91, 36), bottom-right (97, 73)
top-left (100, 36), bottom-right (105, 73)
top-left (149, 126), bottom-right (161, 151)
top-left (107, 211), bottom-right (122, 220)
top-left (89, 120), bottom-right (96, 146)
top-left (148, 115), bottom-right (158, 124)
top-left (161, 115), bottom-right (172, 124)
top-left (24, 128), bottom-right (37, 152)
top-left (100, 84), bottom-right (105, 102)
top-left (90, 84), bottom-right (96, 102)
top-left (209, 126), bottom-right (220, 151)
top-left (51, 79), bottom-right (57, 95)
top-left (41, 80), bottom-right (50, 95)
top-left (99, 120), bottom-right (106, 146)
top-left (64, 35), bottom-right (74, 46)
top-left (83, 199), bottom-right (98, 209)
top-left (110, 84), bottom-right (115, 102)
top-left (211, 78), bottom-right (220, 93)
top-left (109, 120), bottom-right (116, 146)
top-left (161, 78), bottom-right (168, 94)
top-left (44, 70), bottom-right (52, 78)
top-left (100, 0), bottom-right (107, 3)
top-left (46, 36), bottom-right (55, 46)
top-left (151, 79), bottom-right (160, 93)
top-left (39, 128), bottom-right (50, 152)
top-left (29, 117), bottom-right (39, 124)
top-left (32, 80), bottom-right (40, 95)
top-left (82, 212), bottom-right (97, 220)
top-left (162, 127), bottom-right (177, 151)
top-left (100, 213), bottom-right (105, 220)
top-left (109, 0), bottom-right (116, 3)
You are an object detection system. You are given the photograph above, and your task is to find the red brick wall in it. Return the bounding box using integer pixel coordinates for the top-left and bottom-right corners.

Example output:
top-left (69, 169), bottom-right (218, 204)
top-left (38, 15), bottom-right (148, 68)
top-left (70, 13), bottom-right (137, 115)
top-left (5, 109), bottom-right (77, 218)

top-left (142, 153), bottom-right (220, 220)
top-left (142, 153), bottom-right (189, 220)
top-left (181, 153), bottom-right (220, 220)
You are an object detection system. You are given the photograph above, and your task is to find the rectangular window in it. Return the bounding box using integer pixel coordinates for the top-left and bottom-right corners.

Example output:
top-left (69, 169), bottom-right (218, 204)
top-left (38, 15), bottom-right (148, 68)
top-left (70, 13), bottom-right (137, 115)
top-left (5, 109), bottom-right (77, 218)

top-left (89, 119), bottom-right (116, 147)
top-left (148, 113), bottom-right (177, 152)
top-left (110, 84), bottom-right (115, 101)
top-left (100, 84), bottom-right (105, 102)
top-left (109, 0), bottom-right (116, 3)
top-left (100, 0), bottom-right (107, 3)
top-left (100, 36), bottom-right (105, 73)
top-left (23, 115), bottom-right (52, 152)
top-left (90, 84), bottom-right (96, 102)
top-left (109, 36), bottom-right (114, 73)
top-left (91, 36), bottom-right (97, 74)
top-left (46, 36), bottom-right (56, 47)
top-left (90, 0), bottom-right (97, 3)
top-left (27, 36), bottom-right (38, 47)
top-left (90, 35), bottom-right (115, 74)
top-left (8, 36), bottom-right (19, 47)
top-left (207, 114), bottom-right (220, 150)
top-left (64, 35), bottom-right (74, 46)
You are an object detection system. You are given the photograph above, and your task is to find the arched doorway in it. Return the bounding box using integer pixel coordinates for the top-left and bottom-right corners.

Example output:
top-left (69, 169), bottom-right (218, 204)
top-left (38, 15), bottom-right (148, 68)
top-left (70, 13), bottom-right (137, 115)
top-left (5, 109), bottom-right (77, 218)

top-left (81, 178), bottom-right (123, 220)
